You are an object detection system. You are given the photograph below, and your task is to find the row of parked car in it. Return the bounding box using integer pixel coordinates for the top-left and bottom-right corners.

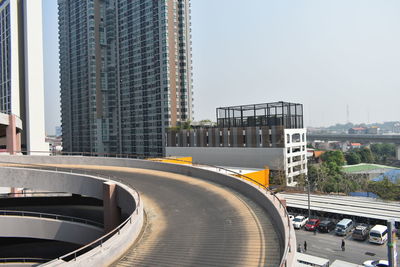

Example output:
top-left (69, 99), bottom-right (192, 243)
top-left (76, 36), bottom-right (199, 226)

top-left (290, 215), bottom-right (389, 244)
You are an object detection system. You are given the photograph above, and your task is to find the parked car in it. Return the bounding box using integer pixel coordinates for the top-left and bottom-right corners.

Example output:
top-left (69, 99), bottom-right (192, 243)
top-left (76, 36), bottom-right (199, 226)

top-left (352, 224), bottom-right (369, 241)
top-left (305, 219), bottom-right (320, 231)
top-left (293, 215), bottom-right (308, 229)
top-left (335, 218), bottom-right (354, 236)
top-left (363, 259), bottom-right (389, 267)
top-left (318, 220), bottom-right (336, 233)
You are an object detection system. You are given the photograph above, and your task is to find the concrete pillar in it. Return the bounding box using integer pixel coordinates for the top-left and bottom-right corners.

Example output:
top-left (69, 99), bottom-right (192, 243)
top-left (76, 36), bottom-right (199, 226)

top-left (6, 115), bottom-right (17, 155)
top-left (396, 145), bottom-right (400, 161)
top-left (10, 187), bottom-right (23, 197)
top-left (103, 181), bottom-right (120, 233)
top-left (16, 132), bottom-right (21, 153)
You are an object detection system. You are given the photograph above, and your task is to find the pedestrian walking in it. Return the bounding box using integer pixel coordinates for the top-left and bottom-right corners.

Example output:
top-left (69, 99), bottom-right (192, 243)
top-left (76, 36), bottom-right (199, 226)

top-left (341, 239), bottom-right (345, 251)
top-left (304, 241), bottom-right (307, 252)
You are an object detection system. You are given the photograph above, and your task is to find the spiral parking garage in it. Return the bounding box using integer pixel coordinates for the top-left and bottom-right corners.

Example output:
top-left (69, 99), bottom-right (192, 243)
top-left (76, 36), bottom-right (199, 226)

top-left (0, 155), bottom-right (296, 266)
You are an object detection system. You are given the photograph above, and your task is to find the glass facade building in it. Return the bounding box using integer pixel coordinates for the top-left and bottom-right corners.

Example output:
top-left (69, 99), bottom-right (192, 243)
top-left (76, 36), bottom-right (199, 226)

top-left (0, 0), bottom-right (47, 153)
top-left (59, 0), bottom-right (193, 156)
top-left (0, 1), bottom-right (11, 114)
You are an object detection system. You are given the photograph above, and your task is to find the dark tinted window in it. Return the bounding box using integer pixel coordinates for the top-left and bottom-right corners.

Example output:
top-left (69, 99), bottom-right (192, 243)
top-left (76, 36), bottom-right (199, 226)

top-left (370, 232), bottom-right (382, 237)
top-left (353, 229), bottom-right (363, 235)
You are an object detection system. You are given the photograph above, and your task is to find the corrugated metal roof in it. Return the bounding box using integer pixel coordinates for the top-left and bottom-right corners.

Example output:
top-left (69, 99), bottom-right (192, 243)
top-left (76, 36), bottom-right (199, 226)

top-left (278, 193), bottom-right (400, 222)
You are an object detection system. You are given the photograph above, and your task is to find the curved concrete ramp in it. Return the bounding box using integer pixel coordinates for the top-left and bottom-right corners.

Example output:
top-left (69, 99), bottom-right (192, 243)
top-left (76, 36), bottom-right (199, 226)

top-left (46, 165), bottom-right (281, 267)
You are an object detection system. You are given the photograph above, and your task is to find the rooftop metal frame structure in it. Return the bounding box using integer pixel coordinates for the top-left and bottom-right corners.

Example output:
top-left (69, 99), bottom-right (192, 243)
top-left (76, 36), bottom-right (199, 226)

top-left (216, 101), bottom-right (304, 129)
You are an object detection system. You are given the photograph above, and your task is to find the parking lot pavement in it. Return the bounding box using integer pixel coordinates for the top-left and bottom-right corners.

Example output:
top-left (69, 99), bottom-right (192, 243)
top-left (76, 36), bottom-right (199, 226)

top-left (295, 228), bottom-right (400, 265)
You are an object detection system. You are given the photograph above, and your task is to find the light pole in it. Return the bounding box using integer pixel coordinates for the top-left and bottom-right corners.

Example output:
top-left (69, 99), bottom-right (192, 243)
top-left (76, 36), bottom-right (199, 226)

top-left (307, 175), bottom-right (311, 220)
top-left (387, 220), bottom-right (397, 267)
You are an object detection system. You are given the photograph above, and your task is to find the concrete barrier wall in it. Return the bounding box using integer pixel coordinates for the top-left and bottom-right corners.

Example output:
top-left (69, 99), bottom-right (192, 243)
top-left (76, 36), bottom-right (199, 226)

top-left (0, 155), bottom-right (296, 266)
top-left (0, 167), bottom-right (138, 216)
top-left (0, 216), bottom-right (103, 245)
top-left (60, 201), bottom-right (144, 267)
top-left (165, 146), bottom-right (286, 169)
top-left (0, 165), bottom-right (144, 267)
top-left (0, 167), bottom-right (103, 200)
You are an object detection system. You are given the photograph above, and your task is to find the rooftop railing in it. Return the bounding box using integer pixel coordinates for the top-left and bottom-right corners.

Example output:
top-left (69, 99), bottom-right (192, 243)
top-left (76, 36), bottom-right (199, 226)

top-left (0, 209), bottom-right (103, 228)
top-left (0, 258), bottom-right (51, 264)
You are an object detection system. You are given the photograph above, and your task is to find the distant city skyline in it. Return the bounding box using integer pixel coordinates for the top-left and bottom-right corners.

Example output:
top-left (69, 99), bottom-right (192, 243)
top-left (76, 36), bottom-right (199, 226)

top-left (43, 0), bottom-right (400, 134)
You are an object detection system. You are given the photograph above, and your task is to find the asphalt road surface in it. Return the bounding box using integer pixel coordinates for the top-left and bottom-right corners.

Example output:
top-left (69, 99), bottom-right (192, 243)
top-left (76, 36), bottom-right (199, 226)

top-left (295, 227), bottom-right (400, 265)
top-left (103, 167), bottom-right (281, 267)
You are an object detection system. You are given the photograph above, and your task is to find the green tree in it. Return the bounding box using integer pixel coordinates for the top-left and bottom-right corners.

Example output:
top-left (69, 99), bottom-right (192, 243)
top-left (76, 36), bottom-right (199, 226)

top-left (321, 176), bottom-right (339, 193)
top-left (357, 147), bottom-right (374, 163)
top-left (307, 163), bottom-right (339, 192)
top-left (370, 144), bottom-right (383, 156)
top-left (345, 172), bottom-right (369, 192)
top-left (296, 173), bottom-right (307, 188)
top-left (381, 144), bottom-right (396, 157)
top-left (371, 143), bottom-right (396, 157)
top-left (370, 143), bottom-right (396, 164)
top-left (307, 164), bottom-right (323, 191)
top-left (321, 150), bottom-right (346, 166)
top-left (181, 120), bottom-right (192, 129)
top-left (345, 152), bottom-right (361, 165)
top-left (308, 149), bottom-right (354, 194)
top-left (270, 169), bottom-right (287, 188)
top-left (367, 177), bottom-right (400, 200)
top-left (307, 165), bottom-right (319, 186)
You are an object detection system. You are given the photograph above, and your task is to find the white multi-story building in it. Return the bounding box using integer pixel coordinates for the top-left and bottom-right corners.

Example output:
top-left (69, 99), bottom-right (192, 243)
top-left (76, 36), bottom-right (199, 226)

top-left (166, 102), bottom-right (308, 186)
top-left (284, 128), bottom-right (308, 185)
top-left (0, 0), bottom-right (47, 153)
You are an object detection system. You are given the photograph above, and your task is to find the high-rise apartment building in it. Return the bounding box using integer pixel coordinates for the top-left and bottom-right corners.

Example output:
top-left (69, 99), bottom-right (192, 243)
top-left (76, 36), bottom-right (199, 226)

top-left (0, 0), bottom-right (47, 153)
top-left (59, 0), bottom-right (193, 156)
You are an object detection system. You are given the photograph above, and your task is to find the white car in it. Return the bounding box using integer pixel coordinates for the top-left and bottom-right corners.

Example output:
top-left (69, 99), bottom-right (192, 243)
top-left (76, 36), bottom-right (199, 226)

top-left (363, 260), bottom-right (389, 267)
top-left (292, 215), bottom-right (308, 229)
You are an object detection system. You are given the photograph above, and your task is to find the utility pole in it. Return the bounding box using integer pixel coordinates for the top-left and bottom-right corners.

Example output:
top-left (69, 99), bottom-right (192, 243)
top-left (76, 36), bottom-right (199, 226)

top-left (387, 220), bottom-right (397, 267)
top-left (307, 176), bottom-right (311, 220)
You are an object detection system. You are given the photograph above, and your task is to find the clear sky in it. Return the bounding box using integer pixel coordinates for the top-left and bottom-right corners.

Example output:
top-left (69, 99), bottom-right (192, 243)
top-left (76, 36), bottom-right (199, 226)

top-left (43, 0), bottom-right (400, 134)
